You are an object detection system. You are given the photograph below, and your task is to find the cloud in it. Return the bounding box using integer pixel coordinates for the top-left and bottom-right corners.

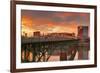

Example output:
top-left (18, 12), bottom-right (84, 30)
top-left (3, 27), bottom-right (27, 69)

top-left (21, 10), bottom-right (90, 36)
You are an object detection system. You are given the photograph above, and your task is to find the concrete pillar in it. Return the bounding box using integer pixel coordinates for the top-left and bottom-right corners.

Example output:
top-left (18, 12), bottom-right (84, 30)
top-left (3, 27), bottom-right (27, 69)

top-left (60, 48), bottom-right (67, 61)
top-left (60, 52), bottom-right (67, 61)
top-left (78, 49), bottom-right (83, 60)
top-left (78, 49), bottom-right (89, 60)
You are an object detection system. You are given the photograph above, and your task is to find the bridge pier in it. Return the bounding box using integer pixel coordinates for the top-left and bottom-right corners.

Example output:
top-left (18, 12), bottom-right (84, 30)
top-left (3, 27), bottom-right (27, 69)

top-left (60, 49), bottom-right (67, 61)
top-left (78, 43), bottom-right (89, 60)
top-left (78, 49), bottom-right (89, 60)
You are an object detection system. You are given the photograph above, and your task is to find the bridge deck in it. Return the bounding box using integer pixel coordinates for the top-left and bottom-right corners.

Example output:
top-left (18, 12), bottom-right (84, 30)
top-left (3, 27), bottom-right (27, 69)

top-left (22, 36), bottom-right (78, 44)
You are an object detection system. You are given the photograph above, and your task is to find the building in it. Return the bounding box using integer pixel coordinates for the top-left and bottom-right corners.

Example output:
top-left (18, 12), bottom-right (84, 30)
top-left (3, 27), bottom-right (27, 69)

top-left (33, 31), bottom-right (41, 37)
top-left (46, 32), bottom-right (75, 38)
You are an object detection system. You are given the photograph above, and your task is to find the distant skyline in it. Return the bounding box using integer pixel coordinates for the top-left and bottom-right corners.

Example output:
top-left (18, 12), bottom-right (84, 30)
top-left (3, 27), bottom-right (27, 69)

top-left (21, 10), bottom-right (90, 37)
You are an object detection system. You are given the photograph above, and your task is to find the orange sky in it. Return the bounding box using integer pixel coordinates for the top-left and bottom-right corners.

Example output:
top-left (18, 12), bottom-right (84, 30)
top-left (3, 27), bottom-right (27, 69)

top-left (21, 10), bottom-right (90, 37)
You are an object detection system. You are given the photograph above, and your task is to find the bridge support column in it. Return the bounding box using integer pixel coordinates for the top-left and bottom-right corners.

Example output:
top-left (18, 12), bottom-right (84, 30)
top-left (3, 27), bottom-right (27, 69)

top-left (78, 49), bottom-right (89, 60)
top-left (60, 48), bottom-right (67, 61)
top-left (60, 52), bottom-right (67, 61)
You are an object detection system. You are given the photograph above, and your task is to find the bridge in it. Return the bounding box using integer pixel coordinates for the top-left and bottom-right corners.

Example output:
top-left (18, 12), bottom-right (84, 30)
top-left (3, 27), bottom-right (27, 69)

top-left (21, 36), bottom-right (89, 62)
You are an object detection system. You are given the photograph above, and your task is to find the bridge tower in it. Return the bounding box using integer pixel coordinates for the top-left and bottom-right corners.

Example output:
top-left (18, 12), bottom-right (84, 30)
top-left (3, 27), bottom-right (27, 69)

top-left (78, 26), bottom-right (89, 60)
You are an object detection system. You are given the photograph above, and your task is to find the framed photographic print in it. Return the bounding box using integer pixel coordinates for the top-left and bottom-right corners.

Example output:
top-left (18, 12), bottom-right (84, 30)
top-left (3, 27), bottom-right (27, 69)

top-left (10, 0), bottom-right (97, 72)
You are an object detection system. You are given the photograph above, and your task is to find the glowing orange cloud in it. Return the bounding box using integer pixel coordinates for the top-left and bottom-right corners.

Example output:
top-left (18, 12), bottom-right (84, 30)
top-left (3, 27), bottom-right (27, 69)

top-left (21, 10), bottom-right (90, 37)
top-left (21, 16), bottom-right (33, 27)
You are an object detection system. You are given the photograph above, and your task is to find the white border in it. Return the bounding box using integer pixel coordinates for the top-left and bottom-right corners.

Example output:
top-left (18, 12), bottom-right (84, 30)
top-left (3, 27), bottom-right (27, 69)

top-left (16, 4), bottom-right (94, 69)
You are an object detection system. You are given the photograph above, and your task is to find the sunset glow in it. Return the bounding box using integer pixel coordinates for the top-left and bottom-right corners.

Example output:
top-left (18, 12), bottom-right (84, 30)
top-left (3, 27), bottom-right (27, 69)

top-left (21, 10), bottom-right (90, 37)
